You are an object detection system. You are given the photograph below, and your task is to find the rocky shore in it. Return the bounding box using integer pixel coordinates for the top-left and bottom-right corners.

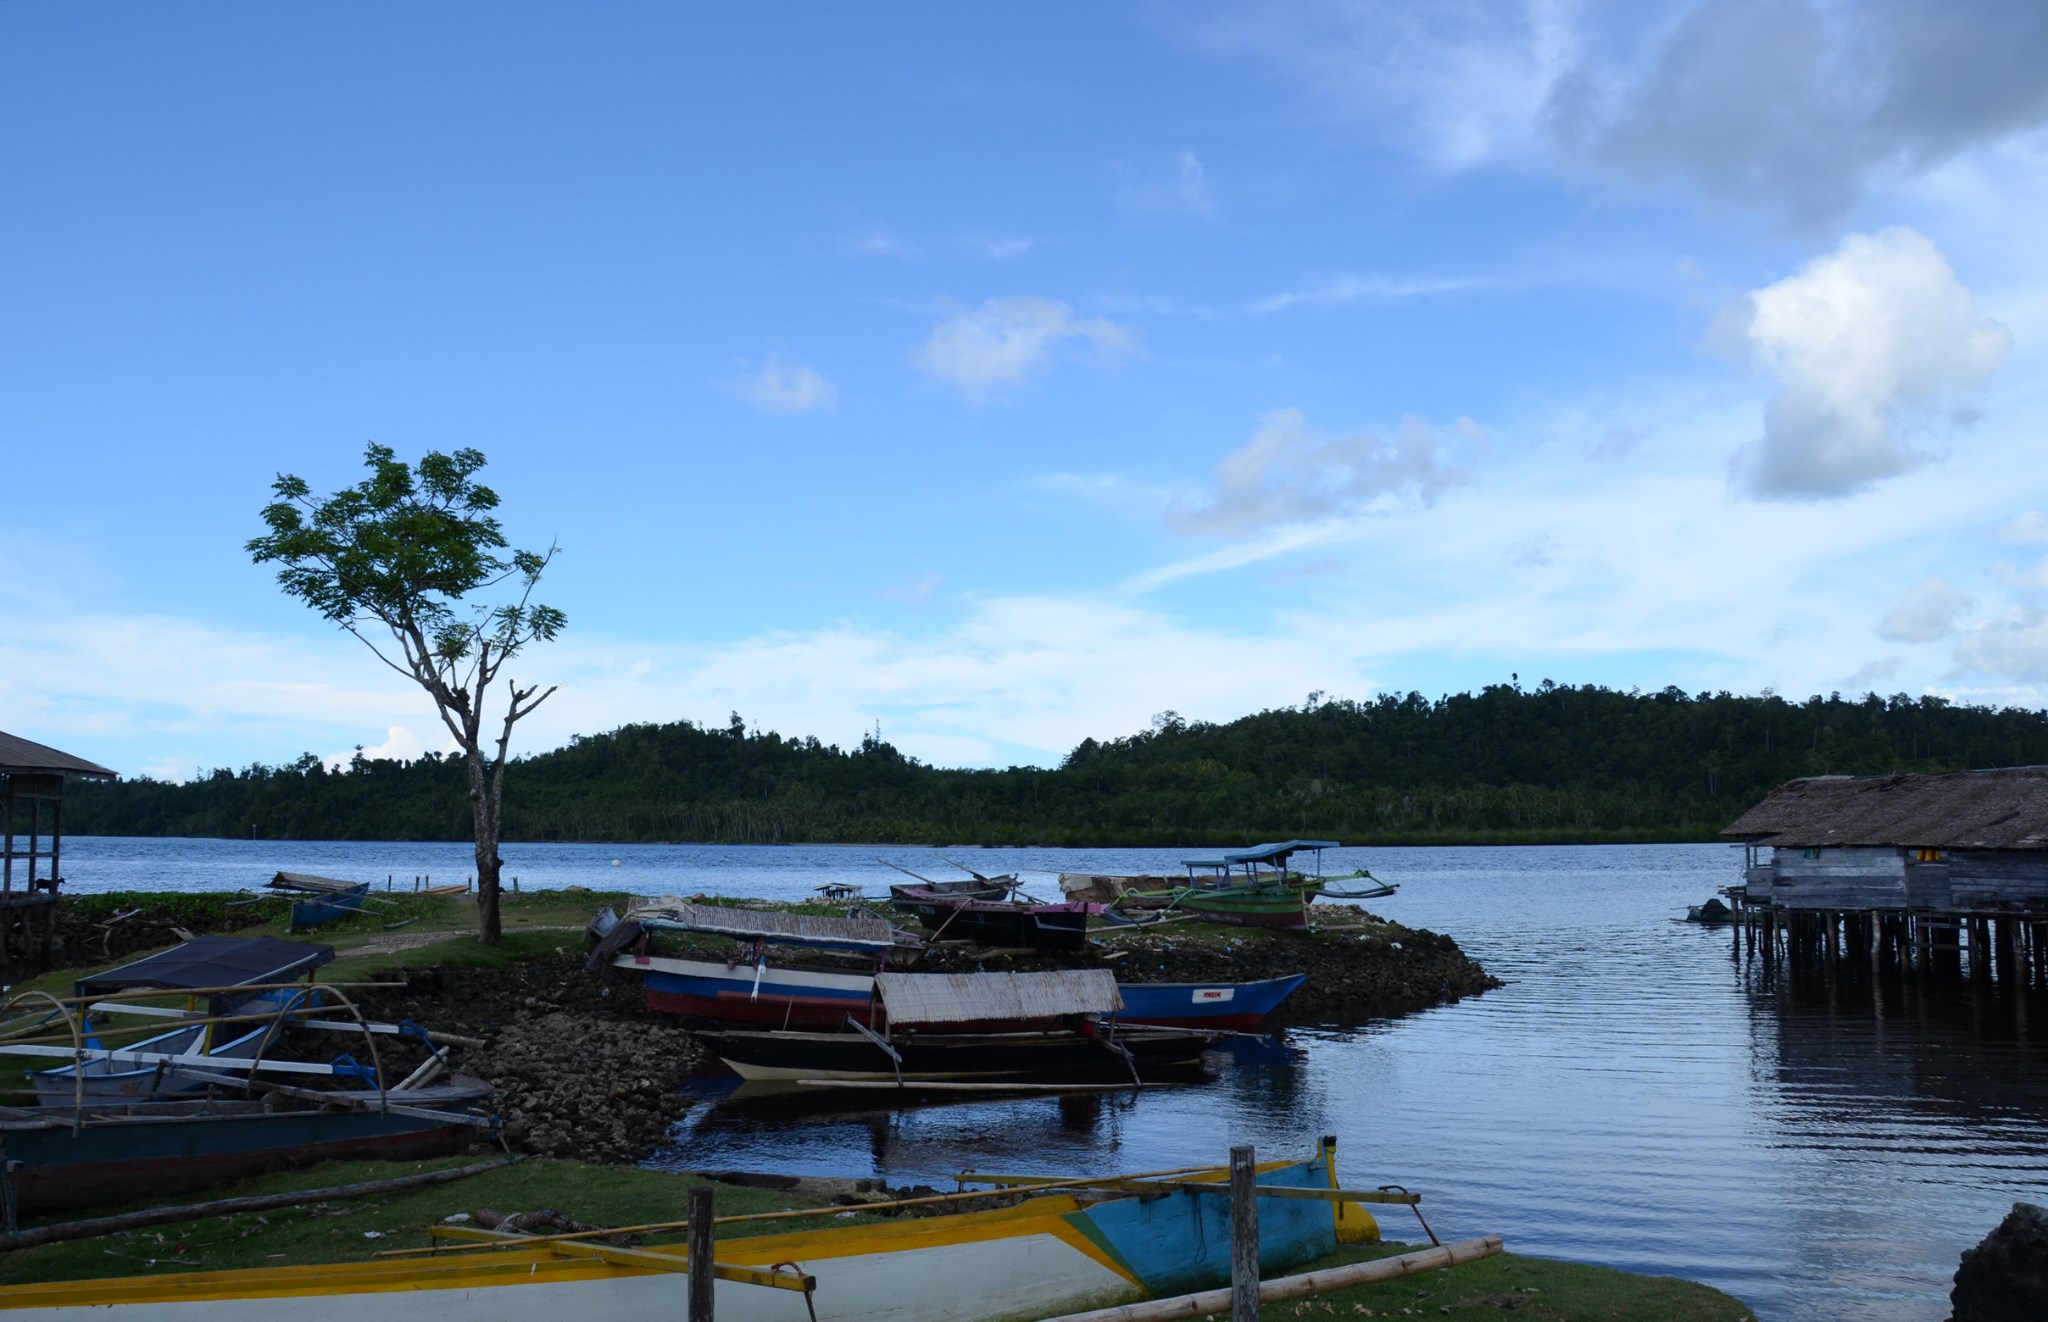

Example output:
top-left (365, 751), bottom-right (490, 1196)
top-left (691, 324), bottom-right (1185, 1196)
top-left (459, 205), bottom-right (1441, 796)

top-left (50, 892), bottom-right (1500, 1169)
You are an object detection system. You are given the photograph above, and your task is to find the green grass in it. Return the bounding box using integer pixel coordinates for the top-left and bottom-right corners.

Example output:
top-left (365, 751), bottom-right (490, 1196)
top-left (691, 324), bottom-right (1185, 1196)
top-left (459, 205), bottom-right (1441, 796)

top-left (0, 1156), bottom-right (874, 1286)
top-left (1242, 1243), bottom-right (1756, 1321)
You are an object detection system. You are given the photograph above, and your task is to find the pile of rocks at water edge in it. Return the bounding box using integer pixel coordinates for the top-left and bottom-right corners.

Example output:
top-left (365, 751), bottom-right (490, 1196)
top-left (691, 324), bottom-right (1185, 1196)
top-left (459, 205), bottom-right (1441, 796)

top-left (1952, 1201), bottom-right (2048, 1322)
top-left (360, 954), bottom-right (704, 1166)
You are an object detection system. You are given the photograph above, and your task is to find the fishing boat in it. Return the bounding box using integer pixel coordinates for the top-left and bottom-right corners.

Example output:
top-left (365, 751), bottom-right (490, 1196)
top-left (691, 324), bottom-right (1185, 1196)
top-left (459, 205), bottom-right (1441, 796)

top-left (693, 969), bottom-right (1221, 1089)
top-left (1115, 840), bottom-right (1393, 929)
top-left (0, 1142), bottom-right (1379, 1321)
top-left (1113, 973), bottom-right (1309, 1030)
top-left (0, 1080), bottom-right (495, 1215)
top-left (25, 936), bottom-right (337, 1107)
top-left (1685, 897), bottom-right (1738, 924)
top-left (888, 887), bottom-right (1102, 949)
top-left (266, 871), bottom-right (372, 929)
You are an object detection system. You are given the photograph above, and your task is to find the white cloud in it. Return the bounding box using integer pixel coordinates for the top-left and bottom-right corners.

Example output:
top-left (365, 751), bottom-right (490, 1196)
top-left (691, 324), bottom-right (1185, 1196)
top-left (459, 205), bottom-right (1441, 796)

top-left (735, 355), bottom-right (838, 415)
top-left (324, 724), bottom-right (443, 772)
top-left (1997, 510), bottom-right (2048, 545)
top-left (1190, 2), bottom-right (1576, 173)
top-left (838, 228), bottom-right (916, 258)
top-left (1839, 656), bottom-right (1904, 692)
top-left (1167, 409), bottom-right (1485, 538)
top-left (1877, 575), bottom-right (1973, 642)
top-left (970, 234), bottom-right (1036, 261)
top-left (915, 297), bottom-right (1133, 398)
top-left (1728, 228), bottom-right (2012, 500)
top-left (1119, 149), bottom-right (1218, 217)
top-left (1248, 273), bottom-right (1477, 315)
top-left (1955, 606), bottom-right (2048, 683)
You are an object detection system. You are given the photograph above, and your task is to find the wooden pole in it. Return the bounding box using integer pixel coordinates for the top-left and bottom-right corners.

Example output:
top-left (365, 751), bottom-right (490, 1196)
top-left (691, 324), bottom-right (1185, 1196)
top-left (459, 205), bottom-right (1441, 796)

top-left (1230, 1145), bottom-right (1258, 1322)
top-left (1040, 1236), bottom-right (1506, 1322)
top-left (688, 1184), bottom-right (715, 1322)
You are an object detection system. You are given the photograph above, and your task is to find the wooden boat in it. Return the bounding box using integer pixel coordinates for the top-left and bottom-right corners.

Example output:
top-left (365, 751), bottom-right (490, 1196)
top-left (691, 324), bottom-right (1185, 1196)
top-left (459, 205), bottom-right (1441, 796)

top-left (0, 1144), bottom-right (1367, 1321)
top-left (267, 871), bottom-right (371, 929)
top-left (888, 887), bottom-right (1101, 949)
top-left (0, 1081), bottom-right (494, 1214)
top-left (26, 937), bottom-right (337, 1107)
top-left (1115, 840), bottom-right (1385, 929)
top-left (1113, 973), bottom-right (1309, 1030)
top-left (1686, 897), bottom-right (1737, 924)
top-left (696, 1024), bottom-right (1215, 1085)
top-left (613, 950), bottom-right (1309, 1034)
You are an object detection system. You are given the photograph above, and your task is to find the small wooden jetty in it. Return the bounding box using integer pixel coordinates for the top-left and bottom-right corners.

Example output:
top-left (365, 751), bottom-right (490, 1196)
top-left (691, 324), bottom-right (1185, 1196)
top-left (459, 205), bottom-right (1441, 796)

top-left (0, 730), bottom-right (116, 979)
top-left (1722, 767), bottom-right (2048, 986)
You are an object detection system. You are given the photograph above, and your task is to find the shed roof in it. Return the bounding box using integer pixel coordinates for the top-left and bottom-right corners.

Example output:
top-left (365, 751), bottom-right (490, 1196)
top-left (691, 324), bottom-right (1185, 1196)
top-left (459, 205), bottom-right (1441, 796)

top-left (76, 936), bottom-right (334, 998)
top-left (1720, 767), bottom-right (2048, 851)
top-left (876, 969), bottom-right (1122, 1024)
top-left (1223, 840), bottom-right (1341, 865)
top-left (0, 731), bottom-right (117, 780)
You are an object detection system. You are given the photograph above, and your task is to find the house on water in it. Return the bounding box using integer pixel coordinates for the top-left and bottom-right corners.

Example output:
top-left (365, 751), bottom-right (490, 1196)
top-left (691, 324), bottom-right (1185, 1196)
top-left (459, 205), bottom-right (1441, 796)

top-left (1, 730), bottom-right (118, 976)
top-left (1721, 766), bottom-right (2048, 983)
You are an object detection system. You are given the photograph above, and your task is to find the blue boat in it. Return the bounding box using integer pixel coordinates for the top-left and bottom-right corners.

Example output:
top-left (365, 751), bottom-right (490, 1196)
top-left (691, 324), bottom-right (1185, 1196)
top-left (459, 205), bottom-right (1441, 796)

top-left (1112, 973), bottom-right (1309, 1030)
top-left (268, 872), bottom-right (371, 929)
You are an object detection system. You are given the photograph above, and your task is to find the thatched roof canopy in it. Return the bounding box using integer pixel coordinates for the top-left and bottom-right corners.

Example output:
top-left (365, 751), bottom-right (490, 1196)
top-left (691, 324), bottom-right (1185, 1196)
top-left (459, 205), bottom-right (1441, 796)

top-left (1721, 767), bottom-right (2048, 851)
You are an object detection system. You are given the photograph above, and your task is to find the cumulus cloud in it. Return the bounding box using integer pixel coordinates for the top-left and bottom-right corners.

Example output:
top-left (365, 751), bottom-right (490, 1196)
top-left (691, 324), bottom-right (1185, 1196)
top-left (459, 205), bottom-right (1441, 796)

top-left (324, 724), bottom-right (442, 772)
top-left (915, 297), bottom-right (1132, 398)
top-left (1955, 606), bottom-right (2048, 683)
top-left (1548, 0), bottom-right (2048, 230)
top-left (1167, 408), bottom-right (1485, 538)
top-left (1877, 575), bottom-right (1973, 642)
top-left (1727, 228), bottom-right (2012, 500)
top-left (736, 355), bottom-right (837, 415)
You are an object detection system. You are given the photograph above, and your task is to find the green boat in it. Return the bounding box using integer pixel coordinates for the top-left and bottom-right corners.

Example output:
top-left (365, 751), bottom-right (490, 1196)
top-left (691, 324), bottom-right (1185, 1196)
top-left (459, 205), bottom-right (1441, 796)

top-left (1116, 840), bottom-right (1392, 929)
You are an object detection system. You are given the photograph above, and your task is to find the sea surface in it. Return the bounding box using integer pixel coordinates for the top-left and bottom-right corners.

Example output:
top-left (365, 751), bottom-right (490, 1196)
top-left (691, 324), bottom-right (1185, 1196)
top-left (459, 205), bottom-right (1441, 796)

top-left (54, 835), bottom-right (2048, 1320)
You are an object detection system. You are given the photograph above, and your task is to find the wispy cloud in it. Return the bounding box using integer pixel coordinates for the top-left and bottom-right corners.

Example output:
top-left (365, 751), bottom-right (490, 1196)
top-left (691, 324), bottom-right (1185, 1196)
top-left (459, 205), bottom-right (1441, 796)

top-left (915, 297), bottom-right (1133, 398)
top-left (1248, 273), bottom-right (1478, 315)
top-left (1118, 149), bottom-right (1218, 218)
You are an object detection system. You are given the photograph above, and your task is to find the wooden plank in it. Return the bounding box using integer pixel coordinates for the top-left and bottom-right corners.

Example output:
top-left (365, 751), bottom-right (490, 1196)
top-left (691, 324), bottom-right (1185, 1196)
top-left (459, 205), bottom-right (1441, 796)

top-left (430, 1226), bottom-right (814, 1292)
top-left (1229, 1146), bottom-right (1258, 1322)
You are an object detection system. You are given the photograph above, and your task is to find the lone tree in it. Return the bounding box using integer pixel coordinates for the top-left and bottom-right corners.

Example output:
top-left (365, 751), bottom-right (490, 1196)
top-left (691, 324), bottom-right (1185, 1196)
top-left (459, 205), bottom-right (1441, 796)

top-left (248, 444), bottom-right (564, 943)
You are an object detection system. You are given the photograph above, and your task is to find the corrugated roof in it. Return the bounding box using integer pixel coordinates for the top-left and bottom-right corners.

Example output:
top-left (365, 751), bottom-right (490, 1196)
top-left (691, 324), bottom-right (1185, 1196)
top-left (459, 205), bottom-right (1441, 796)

top-left (0, 731), bottom-right (117, 779)
top-left (876, 969), bottom-right (1122, 1024)
top-left (1720, 767), bottom-right (2048, 850)
top-left (627, 897), bottom-right (901, 950)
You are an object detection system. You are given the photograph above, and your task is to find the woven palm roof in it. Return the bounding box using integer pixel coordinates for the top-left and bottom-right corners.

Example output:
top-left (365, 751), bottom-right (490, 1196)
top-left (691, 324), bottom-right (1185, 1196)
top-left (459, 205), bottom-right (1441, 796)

top-left (1720, 767), bottom-right (2048, 851)
top-left (876, 969), bottom-right (1122, 1024)
top-left (0, 731), bottom-right (117, 779)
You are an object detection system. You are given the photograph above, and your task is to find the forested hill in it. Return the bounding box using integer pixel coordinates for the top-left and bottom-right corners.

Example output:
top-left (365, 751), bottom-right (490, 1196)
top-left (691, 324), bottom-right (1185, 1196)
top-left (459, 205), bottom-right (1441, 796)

top-left (66, 684), bottom-right (2048, 847)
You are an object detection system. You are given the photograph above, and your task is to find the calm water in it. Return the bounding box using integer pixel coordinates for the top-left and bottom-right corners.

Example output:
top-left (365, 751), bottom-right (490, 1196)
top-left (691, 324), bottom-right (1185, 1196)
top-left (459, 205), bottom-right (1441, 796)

top-left (56, 836), bottom-right (2048, 1319)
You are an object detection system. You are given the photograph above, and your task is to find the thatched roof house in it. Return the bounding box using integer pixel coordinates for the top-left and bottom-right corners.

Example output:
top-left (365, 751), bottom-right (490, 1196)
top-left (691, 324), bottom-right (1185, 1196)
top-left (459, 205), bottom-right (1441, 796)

top-left (1724, 767), bottom-right (2048, 911)
top-left (1721, 767), bottom-right (2048, 852)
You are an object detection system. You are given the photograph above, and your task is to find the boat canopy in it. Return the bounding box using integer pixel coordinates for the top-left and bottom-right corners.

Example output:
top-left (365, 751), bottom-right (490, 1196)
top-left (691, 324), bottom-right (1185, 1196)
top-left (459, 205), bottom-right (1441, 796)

top-left (76, 936), bottom-right (334, 998)
top-left (628, 898), bottom-right (904, 952)
top-left (1222, 840), bottom-right (1342, 866)
top-left (876, 969), bottom-right (1122, 1024)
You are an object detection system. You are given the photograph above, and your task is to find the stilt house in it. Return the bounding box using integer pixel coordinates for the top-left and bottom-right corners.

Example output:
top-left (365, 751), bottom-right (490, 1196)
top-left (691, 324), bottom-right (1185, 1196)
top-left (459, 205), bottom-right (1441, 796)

top-left (1, 730), bottom-right (117, 974)
top-left (1722, 766), bottom-right (2048, 912)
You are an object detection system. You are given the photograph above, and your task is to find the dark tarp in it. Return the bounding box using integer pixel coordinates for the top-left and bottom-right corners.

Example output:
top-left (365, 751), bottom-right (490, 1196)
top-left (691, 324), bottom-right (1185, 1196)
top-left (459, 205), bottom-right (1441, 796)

top-left (76, 936), bottom-right (334, 998)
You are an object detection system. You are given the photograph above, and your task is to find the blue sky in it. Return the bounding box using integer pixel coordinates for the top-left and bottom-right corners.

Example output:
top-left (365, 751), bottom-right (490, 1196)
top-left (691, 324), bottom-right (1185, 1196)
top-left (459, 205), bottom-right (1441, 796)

top-left (7, 2), bottom-right (2048, 780)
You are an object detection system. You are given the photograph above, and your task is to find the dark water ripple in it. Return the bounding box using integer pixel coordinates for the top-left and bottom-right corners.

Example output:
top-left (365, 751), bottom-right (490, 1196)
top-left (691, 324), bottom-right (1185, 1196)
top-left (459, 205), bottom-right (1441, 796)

top-left (59, 837), bottom-right (2048, 1319)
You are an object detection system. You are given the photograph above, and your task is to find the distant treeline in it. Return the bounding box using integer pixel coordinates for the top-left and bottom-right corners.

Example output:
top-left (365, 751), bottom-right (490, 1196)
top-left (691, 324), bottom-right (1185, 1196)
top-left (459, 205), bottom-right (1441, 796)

top-left (65, 684), bottom-right (2048, 847)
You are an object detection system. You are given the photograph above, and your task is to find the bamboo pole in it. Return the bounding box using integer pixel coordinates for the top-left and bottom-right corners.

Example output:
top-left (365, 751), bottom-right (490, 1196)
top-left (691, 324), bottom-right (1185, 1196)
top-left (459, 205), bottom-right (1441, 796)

top-left (0, 1157), bottom-right (515, 1252)
top-left (1039, 1236), bottom-right (1505, 1322)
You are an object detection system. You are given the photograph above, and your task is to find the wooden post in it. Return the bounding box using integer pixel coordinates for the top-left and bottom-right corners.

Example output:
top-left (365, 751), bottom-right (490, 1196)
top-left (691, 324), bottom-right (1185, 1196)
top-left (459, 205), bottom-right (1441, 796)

top-left (688, 1184), bottom-right (715, 1322)
top-left (1230, 1145), bottom-right (1258, 1322)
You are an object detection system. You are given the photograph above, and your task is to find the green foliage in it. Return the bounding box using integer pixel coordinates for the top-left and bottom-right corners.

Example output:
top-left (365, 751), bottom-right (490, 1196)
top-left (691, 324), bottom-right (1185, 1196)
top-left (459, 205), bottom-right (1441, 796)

top-left (246, 444), bottom-right (564, 663)
top-left (66, 683), bottom-right (2048, 846)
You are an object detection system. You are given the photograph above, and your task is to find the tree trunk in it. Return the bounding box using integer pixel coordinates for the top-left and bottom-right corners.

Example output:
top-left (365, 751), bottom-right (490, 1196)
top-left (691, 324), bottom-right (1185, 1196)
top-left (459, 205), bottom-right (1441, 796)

top-left (467, 751), bottom-right (503, 944)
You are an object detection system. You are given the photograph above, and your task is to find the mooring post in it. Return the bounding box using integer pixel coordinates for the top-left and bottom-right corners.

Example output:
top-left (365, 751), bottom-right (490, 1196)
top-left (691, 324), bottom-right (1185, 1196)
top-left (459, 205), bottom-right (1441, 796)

top-left (688, 1184), bottom-right (715, 1322)
top-left (1230, 1145), bottom-right (1259, 1322)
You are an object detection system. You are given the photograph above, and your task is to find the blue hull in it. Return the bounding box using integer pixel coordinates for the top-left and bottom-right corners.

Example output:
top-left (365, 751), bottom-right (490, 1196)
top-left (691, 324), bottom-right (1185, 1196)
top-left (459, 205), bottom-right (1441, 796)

top-left (1112, 973), bottom-right (1309, 1029)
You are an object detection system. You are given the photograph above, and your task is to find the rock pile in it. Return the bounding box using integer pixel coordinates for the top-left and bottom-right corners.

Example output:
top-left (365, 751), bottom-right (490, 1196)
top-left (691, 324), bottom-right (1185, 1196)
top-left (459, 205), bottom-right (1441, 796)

top-left (1953, 1201), bottom-right (2048, 1322)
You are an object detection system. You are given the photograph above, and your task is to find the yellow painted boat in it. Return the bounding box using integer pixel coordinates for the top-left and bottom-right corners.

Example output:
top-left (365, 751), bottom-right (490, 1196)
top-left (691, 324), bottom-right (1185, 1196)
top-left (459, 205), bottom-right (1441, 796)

top-left (0, 1143), bottom-right (1382, 1321)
